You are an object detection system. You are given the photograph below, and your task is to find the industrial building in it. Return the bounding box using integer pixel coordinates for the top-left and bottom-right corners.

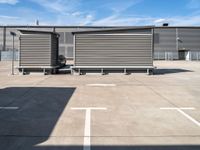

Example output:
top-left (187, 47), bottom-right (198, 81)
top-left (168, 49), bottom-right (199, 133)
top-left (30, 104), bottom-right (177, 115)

top-left (154, 26), bottom-right (200, 61)
top-left (0, 25), bottom-right (200, 62)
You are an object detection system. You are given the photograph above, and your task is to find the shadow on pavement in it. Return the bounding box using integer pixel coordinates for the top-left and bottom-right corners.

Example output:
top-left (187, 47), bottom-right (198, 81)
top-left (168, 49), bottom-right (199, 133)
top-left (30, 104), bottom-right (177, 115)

top-left (0, 144), bottom-right (197, 150)
top-left (0, 87), bottom-right (75, 150)
top-left (154, 68), bottom-right (193, 75)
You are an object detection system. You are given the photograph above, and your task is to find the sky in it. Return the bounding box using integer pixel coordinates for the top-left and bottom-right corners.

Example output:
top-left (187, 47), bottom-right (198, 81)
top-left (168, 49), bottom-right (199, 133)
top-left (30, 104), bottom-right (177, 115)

top-left (0, 0), bottom-right (200, 26)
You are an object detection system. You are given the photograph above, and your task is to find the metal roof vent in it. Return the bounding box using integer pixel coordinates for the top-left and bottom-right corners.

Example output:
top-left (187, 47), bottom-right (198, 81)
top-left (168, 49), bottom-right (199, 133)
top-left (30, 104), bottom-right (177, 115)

top-left (163, 23), bottom-right (169, 26)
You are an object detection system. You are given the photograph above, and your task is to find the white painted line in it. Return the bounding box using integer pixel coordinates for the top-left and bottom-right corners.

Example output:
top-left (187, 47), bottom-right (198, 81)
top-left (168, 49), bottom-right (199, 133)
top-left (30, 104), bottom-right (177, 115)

top-left (71, 107), bottom-right (107, 150)
top-left (71, 107), bottom-right (107, 110)
top-left (0, 107), bottom-right (19, 110)
top-left (176, 109), bottom-right (200, 127)
top-left (86, 84), bottom-right (116, 87)
top-left (160, 107), bottom-right (200, 127)
top-left (160, 107), bottom-right (195, 110)
top-left (84, 109), bottom-right (91, 150)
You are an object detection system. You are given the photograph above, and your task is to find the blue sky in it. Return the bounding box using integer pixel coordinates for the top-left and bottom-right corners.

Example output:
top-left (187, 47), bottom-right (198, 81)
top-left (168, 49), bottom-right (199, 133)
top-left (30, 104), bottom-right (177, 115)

top-left (0, 0), bottom-right (200, 26)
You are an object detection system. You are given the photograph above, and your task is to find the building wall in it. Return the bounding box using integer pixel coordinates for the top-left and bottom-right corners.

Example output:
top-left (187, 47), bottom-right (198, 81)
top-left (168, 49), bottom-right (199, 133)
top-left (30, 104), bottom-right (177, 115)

top-left (0, 26), bottom-right (200, 61)
top-left (54, 27), bottom-right (114, 59)
top-left (154, 28), bottom-right (178, 60)
top-left (154, 27), bottom-right (200, 60)
top-left (154, 28), bottom-right (177, 52)
top-left (0, 27), bottom-right (3, 51)
top-left (178, 28), bottom-right (200, 51)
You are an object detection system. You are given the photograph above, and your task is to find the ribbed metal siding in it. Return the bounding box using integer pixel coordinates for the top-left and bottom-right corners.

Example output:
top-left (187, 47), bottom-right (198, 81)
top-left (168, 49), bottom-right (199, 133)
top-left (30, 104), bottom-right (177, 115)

top-left (154, 28), bottom-right (176, 51)
top-left (75, 34), bottom-right (153, 67)
top-left (51, 34), bottom-right (58, 66)
top-left (178, 28), bottom-right (200, 51)
top-left (20, 34), bottom-right (51, 66)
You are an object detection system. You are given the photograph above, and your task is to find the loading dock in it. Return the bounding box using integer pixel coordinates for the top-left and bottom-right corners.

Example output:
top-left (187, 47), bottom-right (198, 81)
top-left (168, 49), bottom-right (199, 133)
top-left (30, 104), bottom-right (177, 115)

top-left (72, 27), bottom-right (154, 74)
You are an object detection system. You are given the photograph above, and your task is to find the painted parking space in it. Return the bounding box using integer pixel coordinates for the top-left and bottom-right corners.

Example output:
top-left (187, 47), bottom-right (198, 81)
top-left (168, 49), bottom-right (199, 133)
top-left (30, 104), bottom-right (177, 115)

top-left (0, 61), bottom-right (200, 149)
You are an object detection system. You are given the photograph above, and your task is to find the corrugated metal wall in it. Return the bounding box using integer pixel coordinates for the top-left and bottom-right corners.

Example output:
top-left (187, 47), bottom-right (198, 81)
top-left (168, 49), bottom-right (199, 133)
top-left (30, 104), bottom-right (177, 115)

top-left (178, 28), bottom-right (200, 51)
top-left (20, 33), bottom-right (52, 67)
top-left (55, 27), bottom-right (112, 59)
top-left (154, 28), bottom-right (177, 51)
top-left (51, 34), bottom-right (59, 66)
top-left (191, 51), bottom-right (200, 60)
top-left (75, 32), bottom-right (153, 67)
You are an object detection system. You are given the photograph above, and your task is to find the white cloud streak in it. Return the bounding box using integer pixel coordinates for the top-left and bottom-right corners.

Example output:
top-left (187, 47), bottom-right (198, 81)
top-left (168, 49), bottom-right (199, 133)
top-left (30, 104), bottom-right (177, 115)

top-left (0, 0), bottom-right (200, 26)
top-left (91, 14), bottom-right (200, 26)
top-left (0, 15), bottom-right (19, 19)
top-left (0, 0), bottom-right (18, 5)
top-left (103, 0), bottom-right (142, 13)
top-left (29, 0), bottom-right (94, 25)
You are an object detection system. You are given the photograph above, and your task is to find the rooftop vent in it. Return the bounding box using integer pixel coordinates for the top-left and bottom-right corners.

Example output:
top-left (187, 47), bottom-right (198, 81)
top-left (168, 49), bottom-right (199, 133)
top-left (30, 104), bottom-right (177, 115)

top-left (163, 23), bottom-right (169, 26)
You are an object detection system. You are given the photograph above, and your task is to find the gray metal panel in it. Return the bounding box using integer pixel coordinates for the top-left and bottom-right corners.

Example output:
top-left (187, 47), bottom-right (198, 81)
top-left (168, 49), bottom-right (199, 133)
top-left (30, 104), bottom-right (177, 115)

top-left (59, 46), bottom-right (65, 56)
top-left (65, 32), bottom-right (73, 44)
top-left (190, 51), bottom-right (200, 60)
top-left (75, 33), bottom-right (153, 67)
top-left (58, 32), bottom-right (64, 44)
top-left (67, 46), bottom-right (73, 58)
top-left (51, 34), bottom-right (59, 66)
top-left (20, 33), bottom-right (52, 67)
top-left (0, 28), bottom-right (3, 49)
top-left (178, 28), bottom-right (200, 51)
top-left (154, 28), bottom-right (176, 51)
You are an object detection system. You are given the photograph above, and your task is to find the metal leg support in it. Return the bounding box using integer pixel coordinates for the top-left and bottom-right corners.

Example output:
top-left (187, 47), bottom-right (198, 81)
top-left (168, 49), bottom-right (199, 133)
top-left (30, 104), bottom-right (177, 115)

top-left (70, 68), bottom-right (73, 75)
top-left (124, 68), bottom-right (128, 75)
top-left (101, 68), bottom-right (104, 75)
top-left (22, 68), bottom-right (24, 75)
top-left (147, 69), bottom-right (150, 75)
top-left (78, 68), bottom-right (81, 75)
top-left (43, 68), bottom-right (46, 75)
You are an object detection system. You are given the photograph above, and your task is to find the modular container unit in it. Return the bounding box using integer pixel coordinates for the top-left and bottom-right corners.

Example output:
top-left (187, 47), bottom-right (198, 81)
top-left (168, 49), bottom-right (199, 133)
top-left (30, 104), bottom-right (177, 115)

top-left (18, 30), bottom-right (59, 74)
top-left (72, 27), bottom-right (154, 74)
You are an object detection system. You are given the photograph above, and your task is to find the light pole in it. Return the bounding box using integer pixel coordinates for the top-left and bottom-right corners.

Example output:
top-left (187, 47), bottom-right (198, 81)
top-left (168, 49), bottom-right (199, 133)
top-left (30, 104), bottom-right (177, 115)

top-left (10, 31), bottom-right (16, 75)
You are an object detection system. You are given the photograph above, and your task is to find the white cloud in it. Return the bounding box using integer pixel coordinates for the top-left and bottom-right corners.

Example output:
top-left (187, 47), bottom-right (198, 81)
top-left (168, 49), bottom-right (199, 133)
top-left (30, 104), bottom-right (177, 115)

top-left (1, 0), bottom-right (200, 26)
top-left (72, 11), bottom-right (81, 17)
top-left (154, 18), bottom-right (167, 24)
top-left (92, 15), bottom-right (152, 26)
top-left (103, 0), bottom-right (142, 13)
top-left (0, 0), bottom-right (18, 5)
top-left (0, 15), bottom-right (19, 19)
top-left (91, 14), bottom-right (200, 26)
top-left (30, 0), bottom-right (80, 14)
top-left (29, 0), bottom-right (94, 25)
top-left (167, 15), bottom-right (200, 26)
top-left (79, 14), bottom-right (94, 26)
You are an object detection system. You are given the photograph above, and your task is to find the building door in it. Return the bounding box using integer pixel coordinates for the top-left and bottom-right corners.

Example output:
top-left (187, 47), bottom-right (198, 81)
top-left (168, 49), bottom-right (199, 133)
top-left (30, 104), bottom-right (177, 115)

top-left (178, 50), bottom-right (185, 60)
top-left (178, 50), bottom-right (190, 60)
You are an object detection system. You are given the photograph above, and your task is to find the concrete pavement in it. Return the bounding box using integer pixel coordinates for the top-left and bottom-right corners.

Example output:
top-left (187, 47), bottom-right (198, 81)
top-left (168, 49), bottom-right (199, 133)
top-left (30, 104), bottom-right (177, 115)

top-left (0, 61), bottom-right (200, 150)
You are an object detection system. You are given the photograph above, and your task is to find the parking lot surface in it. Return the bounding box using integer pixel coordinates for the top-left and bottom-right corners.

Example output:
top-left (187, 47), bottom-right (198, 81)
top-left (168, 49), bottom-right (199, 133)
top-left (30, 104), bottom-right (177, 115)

top-left (0, 61), bottom-right (200, 150)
